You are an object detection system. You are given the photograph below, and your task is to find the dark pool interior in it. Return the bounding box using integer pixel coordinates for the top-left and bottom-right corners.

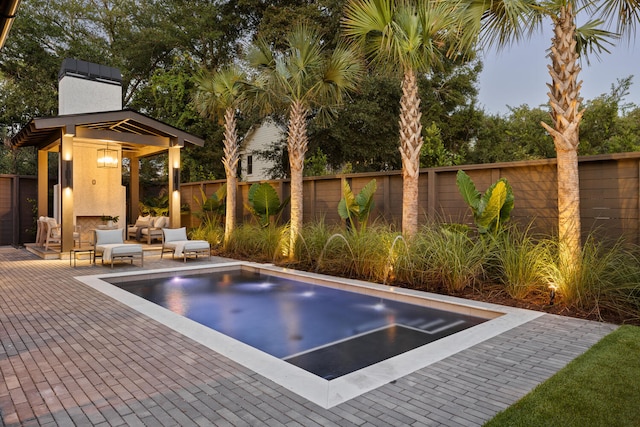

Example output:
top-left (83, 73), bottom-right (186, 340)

top-left (111, 270), bottom-right (487, 379)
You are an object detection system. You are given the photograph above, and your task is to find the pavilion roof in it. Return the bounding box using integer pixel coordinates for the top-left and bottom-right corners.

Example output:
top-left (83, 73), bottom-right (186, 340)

top-left (9, 109), bottom-right (204, 156)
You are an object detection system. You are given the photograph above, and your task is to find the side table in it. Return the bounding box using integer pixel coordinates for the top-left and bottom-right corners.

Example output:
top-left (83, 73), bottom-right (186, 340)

top-left (70, 247), bottom-right (95, 267)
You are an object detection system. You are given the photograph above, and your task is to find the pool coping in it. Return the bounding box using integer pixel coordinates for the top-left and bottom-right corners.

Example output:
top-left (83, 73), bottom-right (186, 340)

top-left (76, 261), bottom-right (544, 409)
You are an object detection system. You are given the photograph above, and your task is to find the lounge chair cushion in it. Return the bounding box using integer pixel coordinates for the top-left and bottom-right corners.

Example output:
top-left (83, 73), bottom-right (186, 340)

top-left (95, 229), bottom-right (123, 245)
top-left (163, 227), bottom-right (188, 243)
top-left (164, 240), bottom-right (209, 257)
top-left (96, 243), bottom-right (143, 262)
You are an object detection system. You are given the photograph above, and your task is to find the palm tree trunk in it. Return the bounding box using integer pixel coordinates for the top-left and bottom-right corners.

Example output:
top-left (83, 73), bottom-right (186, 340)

top-left (399, 68), bottom-right (423, 236)
top-left (222, 107), bottom-right (239, 246)
top-left (540, 4), bottom-right (584, 268)
top-left (287, 100), bottom-right (309, 258)
top-left (556, 148), bottom-right (581, 265)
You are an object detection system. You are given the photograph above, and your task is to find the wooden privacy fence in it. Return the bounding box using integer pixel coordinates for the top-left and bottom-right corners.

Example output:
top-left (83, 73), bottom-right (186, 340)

top-left (180, 152), bottom-right (640, 244)
top-left (0, 175), bottom-right (37, 246)
top-left (4, 152), bottom-right (640, 246)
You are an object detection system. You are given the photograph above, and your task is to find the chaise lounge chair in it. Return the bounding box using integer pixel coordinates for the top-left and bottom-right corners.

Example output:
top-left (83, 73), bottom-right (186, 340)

top-left (94, 229), bottom-right (143, 268)
top-left (161, 227), bottom-right (211, 262)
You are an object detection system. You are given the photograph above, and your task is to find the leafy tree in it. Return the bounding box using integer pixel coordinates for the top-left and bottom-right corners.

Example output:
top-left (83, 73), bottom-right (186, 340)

top-left (247, 25), bottom-right (363, 258)
top-left (343, 0), bottom-right (459, 236)
top-left (420, 122), bottom-right (463, 168)
top-left (469, 105), bottom-right (555, 164)
top-left (308, 73), bottom-right (403, 172)
top-left (256, 0), bottom-right (345, 49)
top-left (456, 0), bottom-right (640, 267)
top-left (304, 147), bottom-right (332, 177)
top-left (308, 55), bottom-right (481, 173)
top-left (0, 0), bottom-right (259, 180)
top-left (608, 106), bottom-right (640, 153)
top-left (0, 141), bottom-right (37, 175)
top-left (417, 53), bottom-right (483, 158)
top-left (579, 76), bottom-right (637, 155)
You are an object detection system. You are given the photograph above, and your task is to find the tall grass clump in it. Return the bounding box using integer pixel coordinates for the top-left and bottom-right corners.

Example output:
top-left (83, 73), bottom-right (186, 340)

top-left (394, 224), bottom-right (489, 293)
top-left (312, 224), bottom-right (396, 282)
top-left (224, 223), bottom-right (289, 262)
top-left (392, 224), bottom-right (438, 289)
top-left (540, 235), bottom-right (640, 320)
top-left (189, 219), bottom-right (224, 249)
top-left (491, 226), bottom-right (549, 299)
top-left (294, 219), bottom-right (340, 270)
top-left (428, 227), bottom-right (490, 293)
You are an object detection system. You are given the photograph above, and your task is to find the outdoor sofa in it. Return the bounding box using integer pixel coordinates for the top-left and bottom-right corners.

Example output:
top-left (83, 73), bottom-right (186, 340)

top-left (127, 215), bottom-right (169, 244)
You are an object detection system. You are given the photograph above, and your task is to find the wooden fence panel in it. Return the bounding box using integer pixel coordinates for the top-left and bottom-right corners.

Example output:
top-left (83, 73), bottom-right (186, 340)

top-left (0, 175), bottom-right (37, 246)
top-left (314, 177), bottom-right (341, 223)
top-left (0, 177), bottom-right (13, 245)
top-left (178, 153), bottom-right (640, 244)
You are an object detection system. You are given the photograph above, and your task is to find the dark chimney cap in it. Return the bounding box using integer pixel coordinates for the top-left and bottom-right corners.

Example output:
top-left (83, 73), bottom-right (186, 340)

top-left (59, 58), bottom-right (122, 84)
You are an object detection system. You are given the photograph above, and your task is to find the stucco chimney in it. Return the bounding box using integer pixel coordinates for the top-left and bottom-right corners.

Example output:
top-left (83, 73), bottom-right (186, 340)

top-left (58, 58), bottom-right (122, 115)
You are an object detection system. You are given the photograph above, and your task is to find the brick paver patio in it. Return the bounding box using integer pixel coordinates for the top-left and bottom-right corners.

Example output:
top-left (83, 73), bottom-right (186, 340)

top-left (0, 246), bottom-right (617, 426)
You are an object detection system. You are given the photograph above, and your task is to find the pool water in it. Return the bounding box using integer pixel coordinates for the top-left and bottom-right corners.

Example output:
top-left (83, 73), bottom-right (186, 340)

top-left (113, 270), bottom-right (487, 379)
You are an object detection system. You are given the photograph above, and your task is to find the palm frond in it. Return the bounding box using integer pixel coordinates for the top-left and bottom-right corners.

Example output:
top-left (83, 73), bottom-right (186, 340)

top-left (575, 19), bottom-right (619, 64)
top-left (454, 0), bottom-right (542, 54)
top-left (192, 65), bottom-right (247, 124)
top-left (595, 0), bottom-right (640, 39)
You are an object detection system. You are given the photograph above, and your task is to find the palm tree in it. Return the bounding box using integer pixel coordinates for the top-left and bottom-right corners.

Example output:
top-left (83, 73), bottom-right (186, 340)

top-left (454, 0), bottom-right (639, 267)
top-left (193, 66), bottom-right (247, 246)
top-left (342, 0), bottom-right (458, 236)
top-left (247, 25), bottom-right (363, 257)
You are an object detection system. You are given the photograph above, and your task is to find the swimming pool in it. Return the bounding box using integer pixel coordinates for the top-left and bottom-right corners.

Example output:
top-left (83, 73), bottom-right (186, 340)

top-left (107, 269), bottom-right (487, 379)
top-left (78, 262), bottom-right (543, 408)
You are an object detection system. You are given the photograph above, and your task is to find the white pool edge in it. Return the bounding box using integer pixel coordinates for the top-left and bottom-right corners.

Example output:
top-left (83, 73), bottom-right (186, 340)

top-left (75, 262), bottom-right (544, 409)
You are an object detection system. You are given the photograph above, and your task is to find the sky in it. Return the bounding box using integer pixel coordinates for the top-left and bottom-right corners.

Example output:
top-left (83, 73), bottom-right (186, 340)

top-left (477, 28), bottom-right (638, 115)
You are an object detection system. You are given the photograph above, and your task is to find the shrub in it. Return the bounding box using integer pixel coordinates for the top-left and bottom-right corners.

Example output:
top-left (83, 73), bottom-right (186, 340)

top-left (294, 220), bottom-right (340, 270)
top-left (218, 219), bottom-right (640, 322)
top-left (189, 221), bottom-right (224, 248)
top-left (540, 235), bottom-right (640, 320)
top-left (312, 224), bottom-right (394, 282)
top-left (491, 226), bottom-right (549, 299)
top-left (394, 224), bottom-right (489, 293)
top-left (225, 223), bottom-right (288, 262)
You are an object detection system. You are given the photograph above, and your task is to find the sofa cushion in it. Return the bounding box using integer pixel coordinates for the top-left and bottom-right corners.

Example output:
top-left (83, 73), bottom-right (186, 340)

top-left (134, 215), bottom-right (151, 227)
top-left (152, 216), bottom-right (168, 228)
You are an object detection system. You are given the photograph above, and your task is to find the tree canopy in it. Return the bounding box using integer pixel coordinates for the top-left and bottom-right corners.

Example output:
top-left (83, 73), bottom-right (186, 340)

top-left (0, 0), bottom-right (638, 179)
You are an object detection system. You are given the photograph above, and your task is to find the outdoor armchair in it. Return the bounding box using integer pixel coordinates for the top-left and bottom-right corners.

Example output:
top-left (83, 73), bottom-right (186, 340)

top-left (161, 227), bottom-right (210, 262)
top-left (94, 228), bottom-right (143, 268)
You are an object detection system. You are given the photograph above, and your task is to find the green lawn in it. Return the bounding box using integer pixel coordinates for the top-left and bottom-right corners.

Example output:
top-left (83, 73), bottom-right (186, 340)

top-left (485, 325), bottom-right (640, 427)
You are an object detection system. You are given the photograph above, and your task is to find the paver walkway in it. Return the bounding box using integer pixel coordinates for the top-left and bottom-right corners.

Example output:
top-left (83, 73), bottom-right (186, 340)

top-left (0, 246), bottom-right (617, 426)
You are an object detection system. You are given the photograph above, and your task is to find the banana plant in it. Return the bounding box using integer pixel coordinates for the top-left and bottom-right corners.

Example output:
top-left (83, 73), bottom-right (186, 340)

top-left (456, 170), bottom-right (514, 234)
top-left (194, 184), bottom-right (227, 225)
top-left (246, 182), bottom-right (290, 227)
top-left (338, 179), bottom-right (377, 232)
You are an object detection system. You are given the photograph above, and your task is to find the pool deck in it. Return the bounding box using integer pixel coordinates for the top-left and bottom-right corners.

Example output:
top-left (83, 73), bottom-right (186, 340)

top-left (0, 246), bottom-right (617, 426)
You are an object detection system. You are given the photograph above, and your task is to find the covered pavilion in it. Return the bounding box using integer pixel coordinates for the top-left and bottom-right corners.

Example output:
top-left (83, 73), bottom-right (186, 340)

top-left (8, 59), bottom-right (204, 254)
